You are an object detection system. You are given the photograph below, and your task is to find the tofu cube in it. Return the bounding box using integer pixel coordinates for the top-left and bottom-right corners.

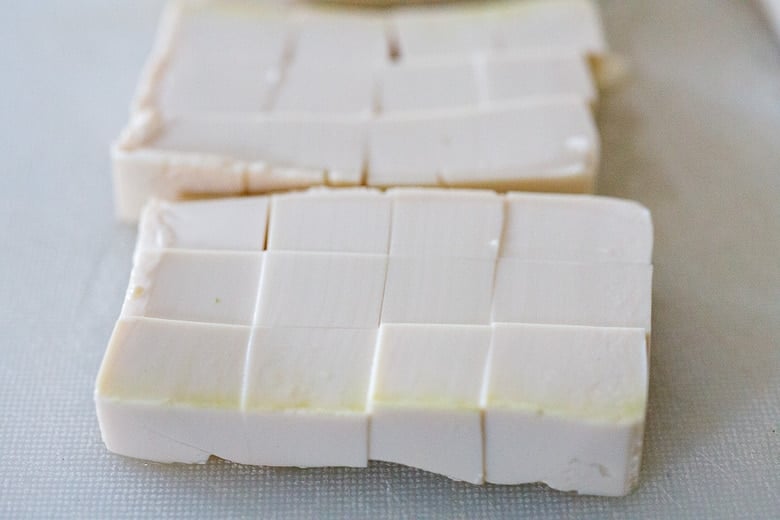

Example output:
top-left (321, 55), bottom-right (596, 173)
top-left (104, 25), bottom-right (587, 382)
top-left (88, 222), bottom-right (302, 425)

top-left (369, 324), bottom-right (491, 483)
top-left (267, 188), bottom-right (391, 254)
top-left (121, 250), bottom-right (264, 326)
top-left (381, 256), bottom-right (495, 325)
top-left (388, 188), bottom-right (504, 258)
top-left (254, 251), bottom-right (387, 328)
top-left (483, 324), bottom-right (648, 496)
top-left (95, 317), bottom-right (251, 463)
top-left (242, 327), bottom-right (378, 467)
top-left (491, 259), bottom-right (652, 331)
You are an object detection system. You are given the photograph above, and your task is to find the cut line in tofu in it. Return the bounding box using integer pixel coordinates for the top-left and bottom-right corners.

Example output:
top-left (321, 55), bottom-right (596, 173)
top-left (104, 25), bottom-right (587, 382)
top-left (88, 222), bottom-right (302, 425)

top-left (113, 0), bottom-right (608, 220)
top-left (97, 187), bottom-right (653, 496)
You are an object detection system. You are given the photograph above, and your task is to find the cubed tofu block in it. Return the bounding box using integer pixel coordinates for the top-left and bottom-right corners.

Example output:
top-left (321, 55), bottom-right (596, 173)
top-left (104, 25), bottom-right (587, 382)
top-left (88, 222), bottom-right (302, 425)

top-left (242, 327), bottom-right (378, 467)
top-left (381, 256), bottom-right (495, 325)
top-left (491, 259), bottom-right (652, 331)
top-left (483, 324), bottom-right (648, 496)
top-left (500, 193), bottom-right (653, 263)
top-left (388, 188), bottom-right (503, 258)
top-left (157, 2), bottom-right (291, 114)
top-left (369, 324), bottom-right (491, 483)
top-left (135, 196), bottom-right (269, 254)
top-left (121, 249), bottom-right (264, 326)
top-left (254, 251), bottom-right (387, 328)
top-left (267, 188), bottom-right (391, 254)
top-left (367, 100), bottom-right (598, 192)
top-left (95, 317), bottom-right (251, 463)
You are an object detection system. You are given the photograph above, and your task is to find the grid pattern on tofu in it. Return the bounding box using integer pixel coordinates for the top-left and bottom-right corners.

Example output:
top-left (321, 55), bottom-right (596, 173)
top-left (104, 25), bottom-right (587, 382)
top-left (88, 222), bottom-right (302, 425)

top-left (113, 0), bottom-right (605, 220)
top-left (96, 188), bottom-right (653, 496)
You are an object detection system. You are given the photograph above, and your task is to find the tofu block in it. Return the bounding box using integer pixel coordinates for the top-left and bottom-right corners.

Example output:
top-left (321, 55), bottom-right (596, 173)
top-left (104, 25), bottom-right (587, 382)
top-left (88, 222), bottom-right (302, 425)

top-left (388, 188), bottom-right (503, 258)
top-left (135, 196), bottom-right (269, 255)
top-left (242, 327), bottom-right (378, 467)
top-left (483, 324), bottom-right (648, 496)
top-left (121, 249), bottom-right (264, 326)
top-left (367, 100), bottom-right (599, 192)
top-left (491, 259), bottom-right (652, 331)
top-left (369, 324), bottom-right (491, 483)
top-left (393, 0), bottom-right (605, 60)
top-left (500, 193), bottom-right (654, 263)
top-left (381, 256), bottom-right (496, 325)
top-left (254, 251), bottom-right (387, 328)
top-left (267, 188), bottom-right (391, 254)
top-left (156, 2), bottom-right (291, 115)
top-left (95, 317), bottom-right (251, 463)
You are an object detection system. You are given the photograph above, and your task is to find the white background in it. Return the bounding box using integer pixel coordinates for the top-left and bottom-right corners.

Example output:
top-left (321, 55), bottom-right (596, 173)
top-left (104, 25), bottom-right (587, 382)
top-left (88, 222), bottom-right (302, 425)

top-left (1, 1), bottom-right (778, 517)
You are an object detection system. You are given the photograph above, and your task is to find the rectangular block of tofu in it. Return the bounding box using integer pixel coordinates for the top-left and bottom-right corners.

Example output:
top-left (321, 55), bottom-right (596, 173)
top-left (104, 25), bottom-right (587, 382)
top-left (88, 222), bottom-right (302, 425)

top-left (113, 0), bottom-right (607, 220)
top-left (97, 188), bottom-right (653, 496)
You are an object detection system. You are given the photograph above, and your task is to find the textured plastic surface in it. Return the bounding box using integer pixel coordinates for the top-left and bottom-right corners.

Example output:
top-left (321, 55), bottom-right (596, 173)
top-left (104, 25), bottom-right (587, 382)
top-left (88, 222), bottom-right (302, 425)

top-left (1, 0), bottom-right (778, 517)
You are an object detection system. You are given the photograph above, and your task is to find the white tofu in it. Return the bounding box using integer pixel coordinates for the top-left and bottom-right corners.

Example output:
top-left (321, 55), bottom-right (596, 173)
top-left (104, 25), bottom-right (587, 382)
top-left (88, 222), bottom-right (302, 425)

top-left (483, 52), bottom-right (597, 106)
top-left (95, 317), bottom-right (251, 463)
top-left (379, 52), bottom-right (595, 113)
top-left (267, 188), bottom-right (391, 254)
top-left (491, 0), bottom-right (606, 56)
top-left (369, 324), bottom-right (491, 484)
top-left (121, 249), bottom-right (264, 326)
top-left (254, 251), bottom-right (387, 328)
top-left (367, 100), bottom-right (599, 192)
top-left (135, 196), bottom-right (269, 255)
top-left (272, 63), bottom-right (376, 115)
top-left (392, 4), bottom-right (494, 59)
top-left (392, 0), bottom-right (605, 60)
top-left (157, 2), bottom-right (291, 114)
top-left (381, 256), bottom-right (495, 325)
top-left (378, 59), bottom-right (479, 113)
top-left (500, 193), bottom-right (654, 263)
top-left (387, 188), bottom-right (503, 258)
top-left (292, 8), bottom-right (390, 69)
top-left (242, 327), bottom-right (377, 467)
top-left (491, 259), bottom-right (653, 331)
top-left (483, 324), bottom-right (648, 496)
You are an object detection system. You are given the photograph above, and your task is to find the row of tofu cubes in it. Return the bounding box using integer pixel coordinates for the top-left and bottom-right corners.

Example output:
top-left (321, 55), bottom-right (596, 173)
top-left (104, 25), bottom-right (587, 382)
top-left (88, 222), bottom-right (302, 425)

top-left (124, 189), bottom-right (652, 331)
top-left (114, 0), bottom-right (605, 220)
top-left (97, 318), bottom-right (647, 496)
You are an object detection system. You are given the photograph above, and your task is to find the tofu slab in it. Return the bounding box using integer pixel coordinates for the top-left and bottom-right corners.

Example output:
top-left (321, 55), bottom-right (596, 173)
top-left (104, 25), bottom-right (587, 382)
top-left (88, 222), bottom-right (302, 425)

top-left (97, 188), bottom-right (653, 496)
top-left (113, 0), bottom-right (607, 220)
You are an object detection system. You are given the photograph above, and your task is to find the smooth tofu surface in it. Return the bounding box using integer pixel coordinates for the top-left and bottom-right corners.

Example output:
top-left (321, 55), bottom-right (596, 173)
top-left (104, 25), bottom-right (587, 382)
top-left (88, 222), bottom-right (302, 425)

top-left (254, 251), bottom-right (388, 328)
top-left (483, 323), bottom-right (647, 495)
top-left (159, 2), bottom-right (291, 114)
top-left (387, 188), bottom-right (503, 258)
top-left (491, 259), bottom-right (653, 330)
top-left (272, 63), bottom-right (376, 115)
top-left (136, 196), bottom-right (269, 253)
top-left (500, 192), bottom-right (654, 263)
top-left (378, 59), bottom-right (479, 113)
top-left (381, 256), bottom-right (496, 325)
top-left (122, 249), bottom-right (264, 325)
top-left (244, 327), bottom-right (377, 412)
top-left (96, 317), bottom-right (249, 407)
top-left (369, 324), bottom-right (491, 483)
top-left (267, 188), bottom-right (391, 254)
